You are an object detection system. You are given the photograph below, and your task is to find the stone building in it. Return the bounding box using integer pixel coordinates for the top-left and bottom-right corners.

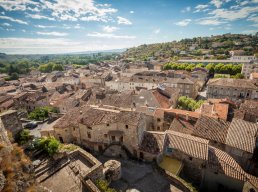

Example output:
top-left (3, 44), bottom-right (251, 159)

top-left (234, 100), bottom-right (258, 124)
top-left (133, 85), bottom-right (179, 109)
top-left (106, 73), bottom-right (199, 99)
top-left (242, 63), bottom-right (258, 79)
top-left (53, 106), bottom-right (146, 155)
top-left (207, 78), bottom-right (258, 101)
top-left (0, 110), bottom-right (22, 135)
top-left (139, 130), bottom-right (258, 192)
top-left (192, 115), bottom-right (230, 150)
top-left (164, 130), bottom-right (209, 185)
top-left (139, 131), bottom-right (165, 161)
top-left (225, 118), bottom-right (258, 173)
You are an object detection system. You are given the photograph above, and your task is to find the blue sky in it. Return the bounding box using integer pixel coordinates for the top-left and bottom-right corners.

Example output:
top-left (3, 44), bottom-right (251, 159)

top-left (0, 0), bottom-right (257, 54)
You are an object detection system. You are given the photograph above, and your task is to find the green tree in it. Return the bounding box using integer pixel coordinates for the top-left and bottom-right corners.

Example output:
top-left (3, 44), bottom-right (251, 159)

top-left (28, 106), bottom-right (57, 121)
top-left (15, 129), bottom-right (32, 145)
top-left (177, 96), bottom-right (204, 111)
top-left (38, 137), bottom-right (60, 156)
top-left (52, 64), bottom-right (64, 71)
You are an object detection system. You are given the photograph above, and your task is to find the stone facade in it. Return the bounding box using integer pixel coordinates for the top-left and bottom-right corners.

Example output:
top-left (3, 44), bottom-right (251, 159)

top-left (0, 110), bottom-right (22, 135)
top-left (54, 107), bottom-right (147, 156)
top-left (207, 78), bottom-right (258, 101)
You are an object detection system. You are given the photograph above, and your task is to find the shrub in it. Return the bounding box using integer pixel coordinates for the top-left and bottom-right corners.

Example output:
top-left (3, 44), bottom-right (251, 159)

top-left (177, 96), bottom-right (205, 111)
top-left (95, 179), bottom-right (117, 192)
top-left (15, 129), bottom-right (32, 145)
top-left (28, 106), bottom-right (58, 121)
top-left (36, 137), bottom-right (60, 156)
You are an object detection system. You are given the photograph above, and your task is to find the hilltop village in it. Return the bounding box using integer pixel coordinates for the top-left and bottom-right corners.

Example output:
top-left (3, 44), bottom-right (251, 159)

top-left (0, 34), bottom-right (258, 192)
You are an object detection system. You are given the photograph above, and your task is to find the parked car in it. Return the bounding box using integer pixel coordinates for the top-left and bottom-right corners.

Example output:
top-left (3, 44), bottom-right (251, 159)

top-left (24, 122), bottom-right (38, 129)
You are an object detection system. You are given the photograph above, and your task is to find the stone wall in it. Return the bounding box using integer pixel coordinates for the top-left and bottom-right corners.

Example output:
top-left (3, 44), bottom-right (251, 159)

top-left (0, 110), bottom-right (22, 135)
top-left (202, 169), bottom-right (244, 192)
top-left (225, 145), bottom-right (254, 173)
top-left (165, 149), bottom-right (205, 186)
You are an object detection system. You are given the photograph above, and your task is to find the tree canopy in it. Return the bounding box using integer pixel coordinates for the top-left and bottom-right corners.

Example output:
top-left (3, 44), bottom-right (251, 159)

top-left (177, 96), bottom-right (205, 111)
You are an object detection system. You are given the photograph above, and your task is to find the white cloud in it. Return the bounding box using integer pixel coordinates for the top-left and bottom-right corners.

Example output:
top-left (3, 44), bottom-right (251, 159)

top-left (81, 15), bottom-right (108, 22)
top-left (0, 0), bottom-right (118, 22)
top-left (195, 4), bottom-right (209, 9)
top-left (74, 24), bottom-right (81, 29)
top-left (242, 29), bottom-right (258, 34)
top-left (153, 28), bottom-right (160, 34)
top-left (130, 11), bottom-right (134, 14)
top-left (102, 26), bottom-right (118, 33)
top-left (210, 0), bottom-right (230, 8)
top-left (87, 32), bottom-right (136, 39)
top-left (251, 23), bottom-right (258, 27)
top-left (0, 15), bottom-right (28, 24)
top-left (208, 6), bottom-right (258, 21)
top-left (194, 4), bottom-right (209, 13)
top-left (2, 23), bottom-right (11, 27)
top-left (117, 16), bottom-right (132, 25)
top-left (248, 15), bottom-right (258, 22)
top-left (22, 29), bottom-right (26, 32)
top-left (0, 0), bottom-right (40, 11)
top-left (36, 31), bottom-right (68, 37)
top-left (6, 28), bottom-right (15, 31)
top-left (196, 18), bottom-right (226, 25)
top-left (41, 0), bottom-right (117, 22)
top-left (240, 1), bottom-right (249, 6)
top-left (35, 25), bottom-right (56, 28)
top-left (26, 13), bottom-right (55, 20)
top-left (175, 19), bottom-right (191, 26)
top-left (181, 6), bottom-right (191, 13)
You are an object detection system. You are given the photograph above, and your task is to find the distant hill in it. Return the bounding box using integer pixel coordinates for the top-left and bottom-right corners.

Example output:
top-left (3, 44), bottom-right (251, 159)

top-left (121, 33), bottom-right (258, 61)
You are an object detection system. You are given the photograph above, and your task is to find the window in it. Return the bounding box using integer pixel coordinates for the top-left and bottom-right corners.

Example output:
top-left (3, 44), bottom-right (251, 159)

top-left (88, 126), bottom-right (92, 130)
top-left (104, 134), bottom-right (107, 138)
top-left (189, 157), bottom-right (193, 161)
top-left (157, 118), bottom-right (161, 122)
top-left (107, 123), bottom-right (109, 126)
top-left (87, 132), bottom-right (91, 138)
top-left (125, 125), bottom-right (128, 129)
top-left (120, 136), bottom-right (123, 143)
top-left (111, 136), bottom-right (115, 141)
top-left (157, 126), bottom-right (160, 130)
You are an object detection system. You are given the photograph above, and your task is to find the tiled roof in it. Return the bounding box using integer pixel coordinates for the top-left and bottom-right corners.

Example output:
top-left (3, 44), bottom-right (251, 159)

top-left (152, 90), bottom-right (170, 108)
top-left (193, 115), bottom-right (230, 144)
top-left (207, 78), bottom-right (257, 89)
top-left (54, 105), bottom-right (90, 129)
top-left (101, 90), bottom-right (135, 109)
top-left (140, 131), bottom-right (165, 154)
top-left (208, 146), bottom-right (257, 184)
top-left (169, 118), bottom-right (194, 134)
top-left (163, 108), bottom-right (200, 119)
top-left (166, 130), bottom-right (209, 160)
top-left (226, 118), bottom-right (258, 153)
top-left (199, 102), bottom-right (229, 120)
top-left (80, 107), bottom-right (142, 127)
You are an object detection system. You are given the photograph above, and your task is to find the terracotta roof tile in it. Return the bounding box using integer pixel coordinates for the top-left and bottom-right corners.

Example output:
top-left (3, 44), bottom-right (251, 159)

top-left (193, 115), bottom-right (230, 143)
top-left (169, 118), bottom-right (194, 134)
top-left (166, 130), bottom-right (209, 160)
top-left (226, 118), bottom-right (258, 153)
top-left (208, 146), bottom-right (257, 185)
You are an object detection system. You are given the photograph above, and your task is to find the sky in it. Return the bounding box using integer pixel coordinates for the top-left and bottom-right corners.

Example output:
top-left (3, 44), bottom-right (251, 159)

top-left (0, 0), bottom-right (257, 54)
